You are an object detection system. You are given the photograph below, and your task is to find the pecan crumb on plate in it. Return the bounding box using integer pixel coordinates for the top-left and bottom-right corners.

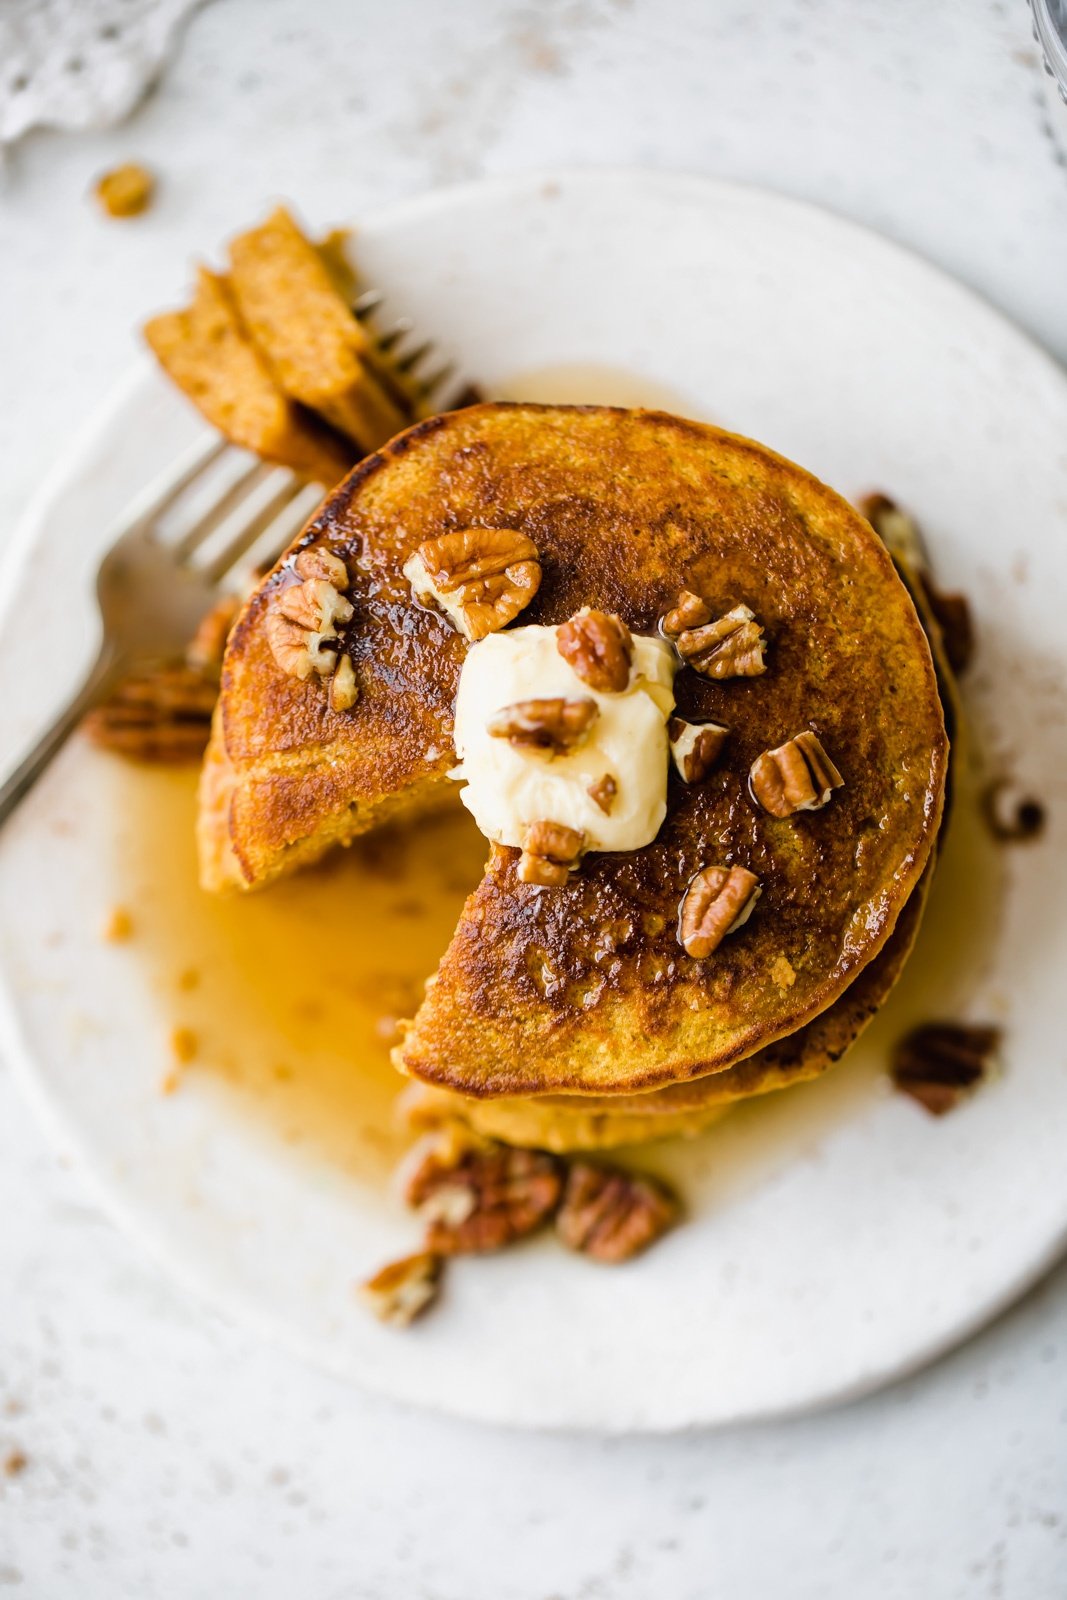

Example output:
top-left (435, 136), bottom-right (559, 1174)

top-left (404, 1131), bottom-right (564, 1254)
top-left (94, 163), bottom-right (155, 218)
top-left (979, 778), bottom-right (1046, 844)
top-left (358, 1251), bottom-right (443, 1327)
top-left (556, 1161), bottom-right (680, 1263)
top-left (102, 905), bottom-right (134, 943)
top-left (891, 1023), bottom-right (1001, 1115)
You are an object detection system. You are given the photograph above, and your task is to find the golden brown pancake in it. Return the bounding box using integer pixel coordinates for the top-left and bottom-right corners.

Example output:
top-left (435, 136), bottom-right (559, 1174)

top-left (400, 860), bottom-right (930, 1150)
top-left (202, 404), bottom-right (947, 1097)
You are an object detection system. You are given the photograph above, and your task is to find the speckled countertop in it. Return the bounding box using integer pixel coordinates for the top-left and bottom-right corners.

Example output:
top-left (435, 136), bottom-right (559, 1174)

top-left (2, 2), bottom-right (1066, 1595)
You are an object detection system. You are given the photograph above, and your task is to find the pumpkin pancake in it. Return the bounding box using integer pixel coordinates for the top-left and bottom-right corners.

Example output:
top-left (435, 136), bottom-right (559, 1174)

top-left (202, 404), bottom-right (947, 1096)
top-left (399, 860), bottom-right (931, 1151)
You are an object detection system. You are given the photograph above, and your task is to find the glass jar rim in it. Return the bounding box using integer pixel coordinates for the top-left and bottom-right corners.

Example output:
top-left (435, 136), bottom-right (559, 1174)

top-left (1031, 0), bottom-right (1067, 100)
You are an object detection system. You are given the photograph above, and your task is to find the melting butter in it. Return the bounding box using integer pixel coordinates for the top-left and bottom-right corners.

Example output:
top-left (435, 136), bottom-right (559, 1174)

top-left (451, 623), bottom-right (677, 854)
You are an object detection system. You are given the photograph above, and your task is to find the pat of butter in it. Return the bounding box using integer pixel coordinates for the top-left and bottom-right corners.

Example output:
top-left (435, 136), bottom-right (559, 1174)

top-left (451, 623), bottom-right (677, 854)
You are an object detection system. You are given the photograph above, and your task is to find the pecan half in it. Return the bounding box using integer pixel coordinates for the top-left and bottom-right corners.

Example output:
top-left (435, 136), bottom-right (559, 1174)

top-left (750, 730), bottom-right (843, 817)
top-left (403, 527), bottom-right (541, 641)
top-left (358, 1251), bottom-right (443, 1326)
top-left (487, 696), bottom-right (599, 754)
top-left (556, 1162), bottom-right (679, 1264)
top-left (861, 493), bottom-right (974, 674)
top-left (266, 547), bottom-right (354, 681)
top-left (891, 1023), bottom-right (1000, 1116)
top-left (679, 864), bottom-right (761, 957)
top-left (668, 717), bottom-right (728, 783)
top-left (83, 665), bottom-right (218, 762)
top-left (588, 773), bottom-right (617, 814)
top-left (557, 609), bottom-right (633, 693)
top-left (662, 589), bottom-right (712, 638)
top-left (518, 820), bottom-right (585, 886)
top-left (674, 603), bottom-right (766, 679)
top-left (404, 1132), bottom-right (564, 1254)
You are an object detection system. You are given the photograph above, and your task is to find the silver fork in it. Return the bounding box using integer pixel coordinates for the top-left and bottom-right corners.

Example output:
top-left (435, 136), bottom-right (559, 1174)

top-left (0, 436), bottom-right (325, 826)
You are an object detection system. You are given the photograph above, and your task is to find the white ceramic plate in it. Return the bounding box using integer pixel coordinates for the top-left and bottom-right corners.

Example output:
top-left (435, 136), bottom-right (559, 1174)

top-left (2, 171), bottom-right (1066, 1433)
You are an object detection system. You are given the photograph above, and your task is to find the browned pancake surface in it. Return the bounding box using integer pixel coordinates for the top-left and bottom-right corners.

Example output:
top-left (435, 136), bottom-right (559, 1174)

top-left (209, 405), bottom-right (947, 1094)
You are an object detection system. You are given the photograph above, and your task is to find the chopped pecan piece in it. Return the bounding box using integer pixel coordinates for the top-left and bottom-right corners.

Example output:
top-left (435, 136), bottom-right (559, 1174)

top-left (518, 820), bottom-right (585, 886)
top-left (674, 603), bottom-right (767, 679)
top-left (266, 547), bottom-right (354, 681)
top-left (83, 665), bottom-right (218, 762)
top-left (861, 493), bottom-right (975, 674)
top-left (668, 717), bottom-right (728, 783)
top-left (750, 730), bottom-right (843, 817)
top-left (358, 1251), bottom-right (443, 1326)
top-left (891, 1023), bottom-right (1000, 1115)
top-left (556, 1162), bottom-right (679, 1263)
top-left (487, 696), bottom-right (599, 754)
top-left (557, 609), bottom-right (633, 693)
top-left (679, 864), bottom-right (761, 957)
top-left (404, 1132), bottom-right (564, 1254)
top-left (329, 652), bottom-right (359, 712)
top-left (662, 589), bottom-right (712, 638)
top-left (294, 546), bottom-right (350, 588)
top-left (588, 773), bottom-right (617, 814)
top-left (403, 527), bottom-right (541, 641)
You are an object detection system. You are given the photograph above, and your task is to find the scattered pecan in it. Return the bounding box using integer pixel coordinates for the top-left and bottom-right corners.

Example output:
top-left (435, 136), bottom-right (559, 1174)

top-left (358, 1251), bottom-right (443, 1326)
top-left (891, 1023), bottom-right (1000, 1115)
top-left (83, 664), bottom-right (218, 762)
top-left (668, 717), bottom-right (728, 783)
top-left (487, 696), bottom-right (599, 754)
top-left (750, 730), bottom-right (843, 818)
top-left (186, 592), bottom-right (240, 678)
top-left (979, 778), bottom-right (1045, 844)
top-left (557, 609), bottom-right (633, 693)
top-left (860, 492), bottom-right (926, 568)
top-left (861, 493), bottom-right (974, 674)
top-left (679, 864), bottom-right (761, 957)
top-left (662, 589), bottom-right (712, 638)
top-left (588, 773), bottom-right (617, 814)
top-left (404, 1132), bottom-right (564, 1254)
top-left (403, 527), bottom-right (541, 641)
top-left (920, 581), bottom-right (974, 675)
top-left (518, 820), bottom-right (585, 886)
top-left (94, 162), bottom-right (155, 218)
top-left (556, 1162), bottom-right (679, 1263)
top-left (673, 603), bottom-right (767, 679)
top-left (266, 546), bottom-right (354, 681)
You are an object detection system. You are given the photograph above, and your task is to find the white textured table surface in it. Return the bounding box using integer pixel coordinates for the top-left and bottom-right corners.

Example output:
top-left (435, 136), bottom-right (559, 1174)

top-left (2, 3), bottom-right (1066, 1596)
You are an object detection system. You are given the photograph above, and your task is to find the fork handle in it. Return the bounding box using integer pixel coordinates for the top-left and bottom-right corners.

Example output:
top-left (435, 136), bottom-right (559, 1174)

top-left (0, 646), bottom-right (123, 828)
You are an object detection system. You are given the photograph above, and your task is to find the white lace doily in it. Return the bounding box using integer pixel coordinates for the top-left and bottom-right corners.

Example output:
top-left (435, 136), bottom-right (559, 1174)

top-left (0, 0), bottom-right (207, 146)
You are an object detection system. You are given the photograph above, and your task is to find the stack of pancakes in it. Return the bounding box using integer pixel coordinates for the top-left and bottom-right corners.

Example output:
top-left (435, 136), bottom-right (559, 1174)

top-left (199, 405), bottom-right (948, 1151)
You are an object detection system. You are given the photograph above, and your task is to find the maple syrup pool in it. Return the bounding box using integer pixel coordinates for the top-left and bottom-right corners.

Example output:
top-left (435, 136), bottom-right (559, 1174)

top-left (111, 765), bottom-right (487, 1181)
